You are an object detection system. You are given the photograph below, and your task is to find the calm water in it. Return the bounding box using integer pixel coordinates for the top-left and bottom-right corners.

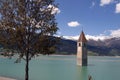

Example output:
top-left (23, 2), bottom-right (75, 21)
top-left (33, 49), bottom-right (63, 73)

top-left (0, 56), bottom-right (120, 80)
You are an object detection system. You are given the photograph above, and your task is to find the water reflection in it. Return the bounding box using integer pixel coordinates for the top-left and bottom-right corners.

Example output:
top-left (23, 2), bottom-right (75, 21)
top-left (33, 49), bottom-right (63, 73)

top-left (76, 66), bottom-right (88, 80)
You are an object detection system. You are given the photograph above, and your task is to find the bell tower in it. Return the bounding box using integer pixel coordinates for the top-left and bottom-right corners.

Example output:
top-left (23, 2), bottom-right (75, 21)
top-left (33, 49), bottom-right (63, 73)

top-left (77, 31), bottom-right (87, 66)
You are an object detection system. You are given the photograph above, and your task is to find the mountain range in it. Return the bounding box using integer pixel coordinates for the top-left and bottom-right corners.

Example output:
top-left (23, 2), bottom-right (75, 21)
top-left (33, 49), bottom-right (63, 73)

top-left (56, 37), bottom-right (120, 56)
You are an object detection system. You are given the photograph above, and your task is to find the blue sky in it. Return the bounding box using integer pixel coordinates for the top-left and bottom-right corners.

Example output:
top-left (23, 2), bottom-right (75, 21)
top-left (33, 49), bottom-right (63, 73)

top-left (55, 0), bottom-right (120, 40)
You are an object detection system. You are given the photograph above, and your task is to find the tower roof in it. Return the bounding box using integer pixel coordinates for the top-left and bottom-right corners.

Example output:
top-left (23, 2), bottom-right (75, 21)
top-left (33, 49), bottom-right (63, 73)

top-left (78, 31), bottom-right (87, 42)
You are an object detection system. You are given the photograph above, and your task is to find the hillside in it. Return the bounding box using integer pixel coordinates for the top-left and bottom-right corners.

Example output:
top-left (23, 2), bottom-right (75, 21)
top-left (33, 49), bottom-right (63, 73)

top-left (0, 37), bottom-right (120, 56)
top-left (56, 37), bottom-right (120, 56)
top-left (56, 39), bottom-right (77, 55)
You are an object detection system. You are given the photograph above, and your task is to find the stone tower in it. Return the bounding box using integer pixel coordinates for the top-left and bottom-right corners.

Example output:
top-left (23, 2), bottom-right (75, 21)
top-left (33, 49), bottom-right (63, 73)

top-left (77, 31), bottom-right (87, 66)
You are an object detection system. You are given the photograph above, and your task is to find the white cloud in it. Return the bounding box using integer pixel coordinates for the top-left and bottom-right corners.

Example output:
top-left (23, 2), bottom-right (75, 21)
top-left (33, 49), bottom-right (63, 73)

top-left (63, 29), bottom-right (120, 41)
top-left (110, 29), bottom-right (120, 37)
top-left (87, 29), bottom-right (120, 40)
top-left (100, 0), bottom-right (113, 6)
top-left (63, 35), bottom-right (79, 40)
top-left (48, 5), bottom-right (61, 14)
top-left (86, 34), bottom-right (110, 41)
top-left (63, 35), bottom-right (110, 41)
top-left (51, 7), bottom-right (60, 14)
top-left (115, 3), bottom-right (120, 13)
top-left (67, 21), bottom-right (80, 27)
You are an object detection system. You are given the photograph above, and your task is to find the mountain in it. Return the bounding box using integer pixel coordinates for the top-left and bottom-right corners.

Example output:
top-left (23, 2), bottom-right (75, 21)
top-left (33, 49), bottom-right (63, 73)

top-left (56, 37), bottom-right (120, 56)
top-left (56, 38), bottom-right (77, 55)
top-left (0, 36), bottom-right (120, 56)
top-left (88, 37), bottom-right (120, 56)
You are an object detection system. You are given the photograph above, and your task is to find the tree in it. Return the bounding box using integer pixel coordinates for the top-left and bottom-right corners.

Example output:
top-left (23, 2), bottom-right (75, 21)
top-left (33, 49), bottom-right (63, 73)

top-left (0, 0), bottom-right (58, 80)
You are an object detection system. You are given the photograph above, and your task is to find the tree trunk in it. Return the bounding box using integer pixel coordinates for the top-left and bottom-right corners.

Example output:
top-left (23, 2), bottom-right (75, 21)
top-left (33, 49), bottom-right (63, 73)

top-left (25, 52), bottom-right (29, 80)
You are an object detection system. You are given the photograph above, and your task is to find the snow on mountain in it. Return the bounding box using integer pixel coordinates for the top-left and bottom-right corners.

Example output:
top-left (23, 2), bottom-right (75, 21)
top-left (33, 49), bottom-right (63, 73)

top-left (62, 29), bottom-right (120, 41)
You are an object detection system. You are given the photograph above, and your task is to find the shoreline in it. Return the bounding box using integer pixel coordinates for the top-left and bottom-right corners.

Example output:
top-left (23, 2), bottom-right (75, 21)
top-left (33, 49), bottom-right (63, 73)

top-left (0, 77), bottom-right (16, 80)
top-left (1, 54), bottom-right (120, 57)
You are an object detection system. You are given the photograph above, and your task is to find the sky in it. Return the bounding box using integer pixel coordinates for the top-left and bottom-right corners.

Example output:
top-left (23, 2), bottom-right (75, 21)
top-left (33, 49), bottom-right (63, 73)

top-left (54, 0), bottom-right (120, 40)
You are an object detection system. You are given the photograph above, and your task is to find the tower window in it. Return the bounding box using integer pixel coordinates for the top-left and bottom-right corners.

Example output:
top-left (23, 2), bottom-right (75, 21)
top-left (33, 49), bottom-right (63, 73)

top-left (79, 43), bottom-right (81, 46)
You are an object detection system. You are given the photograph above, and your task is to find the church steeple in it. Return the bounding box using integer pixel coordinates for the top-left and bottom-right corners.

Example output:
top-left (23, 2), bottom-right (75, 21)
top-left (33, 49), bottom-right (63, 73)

top-left (78, 31), bottom-right (87, 42)
top-left (77, 31), bottom-right (87, 66)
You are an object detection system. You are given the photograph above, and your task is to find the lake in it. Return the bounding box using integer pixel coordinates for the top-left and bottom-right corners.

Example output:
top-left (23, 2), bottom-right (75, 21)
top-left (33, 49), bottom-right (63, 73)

top-left (0, 56), bottom-right (120, 80)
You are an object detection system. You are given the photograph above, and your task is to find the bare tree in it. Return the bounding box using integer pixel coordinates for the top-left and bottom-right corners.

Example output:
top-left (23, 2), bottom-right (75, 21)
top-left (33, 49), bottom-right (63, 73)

top-left (0, 0), bottom-right (58, 80)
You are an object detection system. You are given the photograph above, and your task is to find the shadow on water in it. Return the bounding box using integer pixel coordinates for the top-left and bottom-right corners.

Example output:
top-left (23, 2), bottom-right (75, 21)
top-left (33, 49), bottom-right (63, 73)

top-left (76, 66), bottom-right (88, 80)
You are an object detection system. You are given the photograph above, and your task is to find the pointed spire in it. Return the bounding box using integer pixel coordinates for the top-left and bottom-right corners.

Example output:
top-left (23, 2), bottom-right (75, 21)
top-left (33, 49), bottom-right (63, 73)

top-left (78, 31), bottom-right (87, 42)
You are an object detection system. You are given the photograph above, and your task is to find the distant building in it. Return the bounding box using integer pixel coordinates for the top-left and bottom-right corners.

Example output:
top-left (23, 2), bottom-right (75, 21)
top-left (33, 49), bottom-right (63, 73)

top-left (77, 31), bottom-right (87, 66)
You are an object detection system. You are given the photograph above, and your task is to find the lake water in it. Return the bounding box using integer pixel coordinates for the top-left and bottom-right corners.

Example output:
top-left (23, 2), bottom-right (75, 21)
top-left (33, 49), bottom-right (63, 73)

top-left (0, 56), bottom-right (120, 80)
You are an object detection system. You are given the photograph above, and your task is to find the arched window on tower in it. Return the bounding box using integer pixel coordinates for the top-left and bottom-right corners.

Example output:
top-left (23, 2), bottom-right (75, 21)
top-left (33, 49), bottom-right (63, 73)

top-left (79, 43), bottom-right (81, 47)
